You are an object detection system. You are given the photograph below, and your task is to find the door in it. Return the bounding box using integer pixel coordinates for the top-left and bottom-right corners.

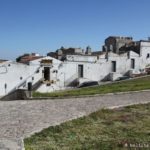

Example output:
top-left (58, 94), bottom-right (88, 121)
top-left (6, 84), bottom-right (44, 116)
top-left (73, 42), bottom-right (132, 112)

top-left (78, 65), bottom-right (83, 78)
top-left (44, 67), bottom-right (50, 81)
top-left (111, 61), bottom-right (116, 72)
top-left (131, 59), bottom-right (135, 69)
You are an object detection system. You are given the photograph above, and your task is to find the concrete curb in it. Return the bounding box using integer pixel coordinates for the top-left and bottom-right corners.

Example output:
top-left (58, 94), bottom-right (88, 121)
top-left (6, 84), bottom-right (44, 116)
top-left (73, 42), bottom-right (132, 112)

top-left (29, 89), bottom-right (150, 100)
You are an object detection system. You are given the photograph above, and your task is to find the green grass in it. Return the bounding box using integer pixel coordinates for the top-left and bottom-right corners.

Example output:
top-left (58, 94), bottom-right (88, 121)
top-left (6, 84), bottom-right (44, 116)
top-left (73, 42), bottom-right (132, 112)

top-left (24, 103), bottom-right (150, 150)
top-left (33, 76), bottom-right (150, 98)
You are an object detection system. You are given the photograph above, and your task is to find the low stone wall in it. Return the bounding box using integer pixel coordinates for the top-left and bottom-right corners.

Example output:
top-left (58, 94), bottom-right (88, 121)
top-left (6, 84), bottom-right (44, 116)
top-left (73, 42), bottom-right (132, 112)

top-left (0, 89), bottom-right (30, 101)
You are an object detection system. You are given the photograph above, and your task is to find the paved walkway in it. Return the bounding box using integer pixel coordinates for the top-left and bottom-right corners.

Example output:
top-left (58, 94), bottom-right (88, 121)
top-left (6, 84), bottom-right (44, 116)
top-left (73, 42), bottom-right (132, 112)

top-left (0, 91), bottom-right (150, 150)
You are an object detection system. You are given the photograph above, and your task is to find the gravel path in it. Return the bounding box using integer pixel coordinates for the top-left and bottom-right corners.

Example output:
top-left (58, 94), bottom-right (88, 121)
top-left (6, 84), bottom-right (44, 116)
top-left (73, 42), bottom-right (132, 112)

top-left (0, 91), bottom-right (150, 150)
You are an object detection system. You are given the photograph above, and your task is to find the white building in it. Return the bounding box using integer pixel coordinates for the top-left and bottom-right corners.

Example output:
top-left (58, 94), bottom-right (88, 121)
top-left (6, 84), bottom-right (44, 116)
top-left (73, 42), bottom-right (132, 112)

top-left (0, 38), bottom-right (150, 98)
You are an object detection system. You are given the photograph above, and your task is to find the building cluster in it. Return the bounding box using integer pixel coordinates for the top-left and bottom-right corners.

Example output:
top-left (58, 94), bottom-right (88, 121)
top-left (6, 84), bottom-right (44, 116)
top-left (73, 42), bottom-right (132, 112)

top-left (0, 36), bottom-right (150, 98)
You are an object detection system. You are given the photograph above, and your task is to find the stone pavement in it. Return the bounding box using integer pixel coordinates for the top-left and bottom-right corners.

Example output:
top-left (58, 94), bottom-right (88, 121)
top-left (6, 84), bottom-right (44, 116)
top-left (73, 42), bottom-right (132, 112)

top-left (0, 90), bottom-right (150, 150)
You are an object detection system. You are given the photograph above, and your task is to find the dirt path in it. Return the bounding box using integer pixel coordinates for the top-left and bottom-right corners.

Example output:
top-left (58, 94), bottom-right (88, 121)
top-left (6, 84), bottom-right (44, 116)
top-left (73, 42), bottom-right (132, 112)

top-left (0, 91), bottom-right (150, 150)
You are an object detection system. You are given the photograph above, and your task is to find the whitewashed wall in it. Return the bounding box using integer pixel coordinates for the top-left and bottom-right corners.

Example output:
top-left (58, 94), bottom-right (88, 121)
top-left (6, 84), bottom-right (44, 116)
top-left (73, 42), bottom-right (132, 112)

top-left (0, 61), bottom-right (38, 97)
top-left (1, 43), bottom-right (150, 96)
top-left (140, 41), bottom-right (150, 68)
top-left (0, 56), bottom-right (62, 97)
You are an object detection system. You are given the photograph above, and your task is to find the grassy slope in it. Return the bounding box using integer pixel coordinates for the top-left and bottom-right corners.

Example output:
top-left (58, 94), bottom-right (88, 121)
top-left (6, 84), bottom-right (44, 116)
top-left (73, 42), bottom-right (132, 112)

top-left (33, 76), bottom-right (150, 98)
top-left (24, 103), bottom-right (150, 150)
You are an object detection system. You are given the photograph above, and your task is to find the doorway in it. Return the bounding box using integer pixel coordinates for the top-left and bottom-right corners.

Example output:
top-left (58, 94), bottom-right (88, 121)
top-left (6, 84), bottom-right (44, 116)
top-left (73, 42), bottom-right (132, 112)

top-left (111, 61), bottom-right (116, 72)
top-left (78, 65), bottom-right (84, 78)
top-left (44, 67), bottom-right (50, 81)
top-left (131, 59), bottom-right (135, 69)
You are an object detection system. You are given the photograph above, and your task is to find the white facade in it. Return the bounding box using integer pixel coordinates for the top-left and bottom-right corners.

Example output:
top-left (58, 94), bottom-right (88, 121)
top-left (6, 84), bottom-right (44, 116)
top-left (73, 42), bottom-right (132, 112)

top-left (0, 61), bottom-right (38, 97)
top-left (0, 57), bottom-right (62, 97)
top-left (1, 41), bottom-right (150, 97)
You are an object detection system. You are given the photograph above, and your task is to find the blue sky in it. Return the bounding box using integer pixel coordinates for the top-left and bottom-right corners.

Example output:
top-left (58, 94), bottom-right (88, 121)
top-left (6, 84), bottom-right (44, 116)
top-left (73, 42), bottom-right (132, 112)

top-left (0, 0), bottom-right (150, 60)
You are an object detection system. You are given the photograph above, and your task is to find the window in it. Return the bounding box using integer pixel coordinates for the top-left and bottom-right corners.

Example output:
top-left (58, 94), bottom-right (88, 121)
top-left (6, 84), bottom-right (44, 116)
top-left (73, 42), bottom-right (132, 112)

top-left (36, 70), bottom-right (39, 73)
top-left (111, 61), bottom-right (116, 72)
top-left (131, 59), bottom-right (135, 69)
top-left (78, 65), bottom-right (84, 78)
